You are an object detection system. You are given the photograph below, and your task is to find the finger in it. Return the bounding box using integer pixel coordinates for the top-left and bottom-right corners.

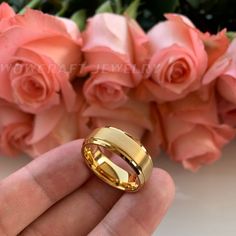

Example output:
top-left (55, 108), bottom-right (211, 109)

top-left (19, 176), bottom-right (123, 236)
top-left (19, 155), bottom-right (146, 236)
top-left (89, 168), bottom-right (175, 236)
top-left (19, 168), bottom-right (174, 236)
top-left (0, 140), bottom-right (90, 236)
top-left (18, 154), bottom-right (146, 236)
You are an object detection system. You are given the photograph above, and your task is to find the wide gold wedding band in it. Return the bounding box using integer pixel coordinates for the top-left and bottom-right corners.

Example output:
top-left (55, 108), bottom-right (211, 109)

top-left (82, 127), bottom-right (153, 192)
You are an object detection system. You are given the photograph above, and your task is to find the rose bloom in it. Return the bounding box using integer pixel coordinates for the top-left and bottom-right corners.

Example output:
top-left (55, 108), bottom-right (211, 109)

top-left (141, 102), bottom-right (164, 158)
top-left (0, 102), bottom-right (80, 158)
top-left (158, 86), bottom-right (235, 171)
top-left (0, 100), bottom-right (33, 156)
top-left (218, 97), bottom-right (236, 128)
top-left (203, 37), bottom-right (236, 127)
top-left (204, 37), bottom-right (236, 111)
top-left (83, 99), bottom-right (153, 142)
top-left (0, 3), bottom-right (82, 114)
top-left (0, 2), bottom-right (15, 21)
top-left (136, 14), bottom-right (229, 103)
top-left (83, 100), bottom-right (164, 160)
top-left (82, 13), bottom-right (149, 109)
top-left (26, 87), bottom-right (90, 157)
top-left (0, 85), bottom-right (89, 158)
top-left (26, 106), bottom-right (79, 157)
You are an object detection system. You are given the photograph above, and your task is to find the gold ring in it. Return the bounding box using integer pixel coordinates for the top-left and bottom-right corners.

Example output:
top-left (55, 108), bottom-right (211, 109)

top-left (81, 127), bottom-right (153, 192)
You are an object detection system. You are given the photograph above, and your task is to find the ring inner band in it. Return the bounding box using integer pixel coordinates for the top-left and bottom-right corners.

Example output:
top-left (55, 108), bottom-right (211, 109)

top-left (82, 127), bottom-right (153, 191)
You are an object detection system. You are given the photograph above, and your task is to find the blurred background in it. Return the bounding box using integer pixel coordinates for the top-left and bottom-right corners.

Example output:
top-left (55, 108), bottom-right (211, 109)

top-left (2, 0), bottom-right (236, 33)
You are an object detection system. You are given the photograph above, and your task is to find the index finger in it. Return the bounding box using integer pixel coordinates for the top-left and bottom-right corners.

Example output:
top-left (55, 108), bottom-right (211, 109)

top-left (0, 139), bottom-right (90, 236)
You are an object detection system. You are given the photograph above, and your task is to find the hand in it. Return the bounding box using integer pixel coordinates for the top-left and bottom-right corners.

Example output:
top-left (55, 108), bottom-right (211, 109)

top-left (0, 140), bottom-right (175, 236)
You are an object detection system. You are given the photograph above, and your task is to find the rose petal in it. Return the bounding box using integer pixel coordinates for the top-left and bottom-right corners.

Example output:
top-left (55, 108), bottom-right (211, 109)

top-left (202, 29), bottom-right (229, 67)
top-left (165, 13), bottom-right (196, 28)
top-left (83, 13), bottom-right (131, 55)
top-left (0, 2), bottom-right (15, 20)
top-left (28, 105), bottom-right (63, 144)
top-left (217, 75), bottom-right (236, 104)
top-left (127, 18), bottom-right (150, 69)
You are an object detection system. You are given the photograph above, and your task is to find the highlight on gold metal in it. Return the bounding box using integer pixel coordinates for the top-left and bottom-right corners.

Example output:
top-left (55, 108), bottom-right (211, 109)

top-left (81, 127), bottom-right (153, 192)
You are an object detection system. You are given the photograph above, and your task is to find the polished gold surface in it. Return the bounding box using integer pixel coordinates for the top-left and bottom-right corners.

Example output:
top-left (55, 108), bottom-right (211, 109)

top-left (82, 127), bottom-right (153, 192)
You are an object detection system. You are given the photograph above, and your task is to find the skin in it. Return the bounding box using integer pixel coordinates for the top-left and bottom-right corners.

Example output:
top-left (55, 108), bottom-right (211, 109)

top-left (0, 140), bottom-right (175, 236)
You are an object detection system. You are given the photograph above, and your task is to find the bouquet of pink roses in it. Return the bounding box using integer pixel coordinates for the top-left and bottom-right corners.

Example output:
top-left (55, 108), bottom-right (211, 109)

top-left (0, 1), bottom-right (236, 171)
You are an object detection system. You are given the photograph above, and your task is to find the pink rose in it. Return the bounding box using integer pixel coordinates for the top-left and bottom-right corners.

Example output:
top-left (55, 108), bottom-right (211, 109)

top-left (0, 2), bottom-right (15, 20)
top-left (83, 99), bottom-right (153, 140)
top-left (201, 29), bottom-right (229, 68)
top-left (0, 101), bottom-right (33, 156)
top-left (218, 98), bottom-right (236, 128)
top-left (82, 13), bottom-right (149, 108)
top-left (158, 86), bottom-right (234, 171)
top-left (26, 87), bottom-right (90, 157)
top-left (83, 99), bottom-right (164, 158)
top-left (165, 14), bottom-right (229, 68)
top-left (0, 83), bottom-right (89, 158)
top-left (136, 14), bottom-right (229, 103)
top-left (0, 2), bottom-right (15, 33)
top-left (204, 38), bottom-right (236, 109)
top-left (25, 106), bottom-right (78, 157)
top-left (141, 103), bottom-right (164, 158)
top-left (0, 5), bottom-right (82, 114)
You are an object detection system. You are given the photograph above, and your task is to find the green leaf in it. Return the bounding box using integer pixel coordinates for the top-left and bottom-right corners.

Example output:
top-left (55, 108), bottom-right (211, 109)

top-left (71, 9), bottom-right (87, 31)
top-left (227, 31), bottom-right (236, 42)
top-left (18, 0), bottom-right (41, 14)
top-left (96, 1), bottom-right (113, 14)
top-left (56, 1), bottom-right (70, 16)
top-left (124, 0), bottom-right (140, 19)
top-left (111, 0), bottom-right (122, 14)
